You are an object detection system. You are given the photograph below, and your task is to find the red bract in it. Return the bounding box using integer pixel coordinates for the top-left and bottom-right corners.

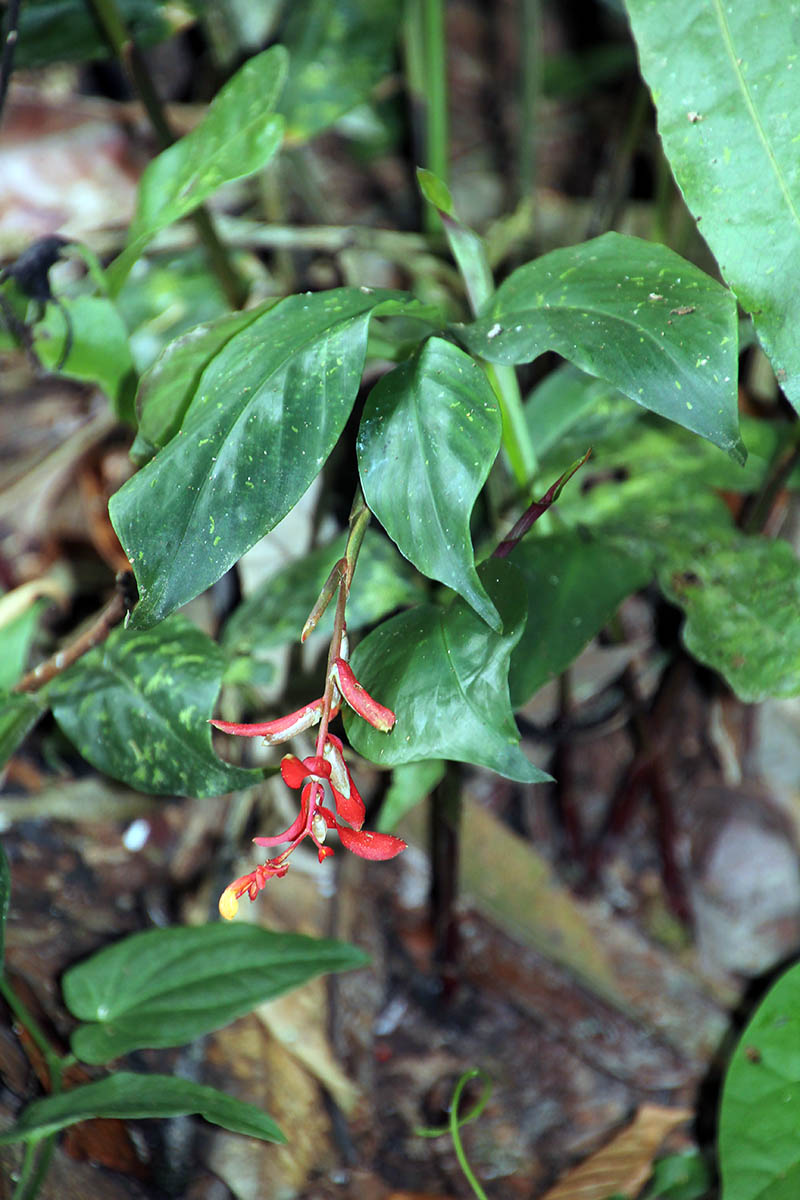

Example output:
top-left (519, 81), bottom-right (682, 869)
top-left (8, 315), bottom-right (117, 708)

top-left (210, 658), bottom-right (403, 918)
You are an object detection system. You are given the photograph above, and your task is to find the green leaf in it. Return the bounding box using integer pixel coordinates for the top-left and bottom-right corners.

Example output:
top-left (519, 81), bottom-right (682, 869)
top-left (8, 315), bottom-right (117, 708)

top-left (624, 0), bottom-right (800, 412)
top-left (0, 693), bottom-right (44, 770)
top-left (63, 923), bottom-right (367, 1063)
top-left (344, 561), bottom-right (550, 783)
top-left (524, 363), bottom-right (639, 461)
top-left (0, 599), bottom-right (49, 691)
top-left (417, 169), bottom-right (494, 313)
top-left (378, 760), bottom-right (445, 832)
top-left (279, 0), bottom-right (401, 141)
top-left (134, 305), bottom-right (273, 455)
top-left (0, 1072), bottom-right (284, 1145)
top-left (111, 288), bottom-right (421, 629)
top-left (107, 46), bottom-right (287, 292)
top-left (13, 0), bottom-right (179, 68)
top-left (507, 531), bottom-right (651, 707)
top-left (0, 841), bottom-right (10, 976)
top-left (222, 528), bottom-right (426, 657)
top-left (458, 232), bottom-right (743, 460)
top-left (45, 615), bottom-right (262, 797)
top-left (645, 1150), bottom-right (710, 1200)
top-left (659, 530), bottom-right (800, 702)
top-left (33, 296), bottom-right (137, 421)
top-left (358, 337), bottom-right (503, 630)
top-left (416, 168), bottom-right (454, 216)
top-left (719, 960), bottom-right (800, 1200)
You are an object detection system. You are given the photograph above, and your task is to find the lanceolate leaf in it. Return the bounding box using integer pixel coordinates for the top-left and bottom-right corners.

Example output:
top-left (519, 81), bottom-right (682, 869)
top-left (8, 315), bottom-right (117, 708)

top-left (458, 233), bottom-right (743, 460)
top-left (46, 616), bottom-right (261, 797)
top-left (344, 561), bottom-right (550, 783)
top-left (719, 961), bottom-right (800, 1200)
top-left (0, 1073), bottom-right (285, 1145)
top-left (107, 46), bottom-right (287, 292)
top-left (659, 530), bottom-right (800, 702)
top-left (358, 338), bottom-right (503, 629)
top-left (0, 693), bottom-right (44, 770)
top-left (63, 923), bottom-right (367, 1063)
top-left (110, 289), bottom-right (420, 628)
top-left (625, 0), bottom-right (800, 411)
top-left (134, 305), bottom-right (273, 454)
top-left (508, 532), bottom-right (651, 707)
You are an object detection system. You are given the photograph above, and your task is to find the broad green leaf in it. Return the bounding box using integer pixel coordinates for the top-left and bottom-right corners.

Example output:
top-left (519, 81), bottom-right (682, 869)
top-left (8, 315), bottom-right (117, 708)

top-left (45, 615), bottom-right (261, 797)
top-left (645, 1150), bottom-right (710, 1200)
top-left (457, 233), bottom-right (743, 460)
top-left (719, 961), bottom-right (800, 1200)
top-left (111, 288), bottom-right (421, 629)
top-left (0, 693), bottom-right (44, 770)
top-left (358, 338), bottom-right (503, 630)
top-left (0, 1072), bottom-right (284, 1145)
top-left (33, 296), bottom-right (137, 421)
top-left (222, 528), bottom-right (426, 657)
top-left (344, 561), bottom-right (550, 783)
top-left (0, 841), bottom-right (9, 975)
top-left (659, 530), bottom-right (800, 702)
top-left (378, 760), bottom-right (445, 832)
top-left (107, 47), bottom-right (287, 292)
top-left (508, 531), bottom-right (651, 707)
top-left (134, 305), bottom-right (273, 455)
top-left (279, 0), bottom-right (400, 141)
top-left (63, 923), bottom-right (367, 1063)
top-left (625, 0), bottom-right (800, 412)
top-left (13, 0), bottom-right (181, 68)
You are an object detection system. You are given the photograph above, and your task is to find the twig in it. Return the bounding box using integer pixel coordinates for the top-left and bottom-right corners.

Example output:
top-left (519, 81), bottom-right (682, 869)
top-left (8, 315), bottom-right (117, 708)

top-left (494, 448), bottom-right (591, 557)
top-left (13, 573), bottom-right (135, 694)
top-left (0, 0), bottom-right (21, 133)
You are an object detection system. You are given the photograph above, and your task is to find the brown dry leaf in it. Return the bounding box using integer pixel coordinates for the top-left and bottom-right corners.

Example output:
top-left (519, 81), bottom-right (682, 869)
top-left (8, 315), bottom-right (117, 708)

top-left (538, 1104), bottom-right (693, 1200)
top-left (256, 978), bottom-right (360, 1115)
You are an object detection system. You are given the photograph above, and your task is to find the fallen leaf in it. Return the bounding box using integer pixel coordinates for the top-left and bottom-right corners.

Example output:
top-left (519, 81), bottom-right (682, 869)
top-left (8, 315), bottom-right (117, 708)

top-left (538, 1104), bottom-right (692, 1200)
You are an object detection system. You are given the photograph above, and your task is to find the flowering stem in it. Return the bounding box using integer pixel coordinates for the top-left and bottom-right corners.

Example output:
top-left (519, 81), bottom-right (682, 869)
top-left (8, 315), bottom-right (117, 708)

top-left (493, 448), bottom-right (591, 558)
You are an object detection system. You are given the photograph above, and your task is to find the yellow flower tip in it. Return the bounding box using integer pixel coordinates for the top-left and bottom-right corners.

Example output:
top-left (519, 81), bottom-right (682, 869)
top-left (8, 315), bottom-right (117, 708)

top-left (218, 886), bottom-right (240, 921)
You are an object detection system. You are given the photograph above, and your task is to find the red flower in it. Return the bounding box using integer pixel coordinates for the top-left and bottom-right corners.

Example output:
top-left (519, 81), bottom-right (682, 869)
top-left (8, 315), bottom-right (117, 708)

top-left (211, 657), bottom-right (405, 918)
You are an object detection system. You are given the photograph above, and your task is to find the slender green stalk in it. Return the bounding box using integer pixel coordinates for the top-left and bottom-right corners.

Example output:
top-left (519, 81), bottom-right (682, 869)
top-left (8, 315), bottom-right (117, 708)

top-left (405, 0), bottom-right (449, 234)
top-left (485, 363), bottom-right (537, 488)
top-left (415, 1068), bottom-right (493, 1200)
top-left (85, 0), bottom-right (249, 309)
top-left (13, 1138), bottom-right (56, 1200)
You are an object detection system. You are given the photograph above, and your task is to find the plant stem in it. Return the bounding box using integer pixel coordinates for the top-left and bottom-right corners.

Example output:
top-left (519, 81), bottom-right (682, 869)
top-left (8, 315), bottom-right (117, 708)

top-left (449, 1070), bottom-right (491, 1200)
top-left (85, 0), bottom-right (249, 309)
top-left (430, 761), bottom-right (462, 992)
top-left (0, 0), bottom-right (21, 133)
top-left (485, 362), bottom-right (537, 488)
top-left (405, 0), bottom-right (449, 234)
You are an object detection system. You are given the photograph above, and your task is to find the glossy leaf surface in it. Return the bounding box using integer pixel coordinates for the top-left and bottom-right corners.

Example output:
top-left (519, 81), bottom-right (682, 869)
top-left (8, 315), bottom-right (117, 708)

top-left (508, 532), bottom-right (650, 707)
top-left (107, 47), bottom-right (287, 291)
top-left (0, 693), bottom-right (44, 770)
top-left (64, 923), bottom-right (367, 1063)
top-left (134, 306), bottom-right (271, 453)
top-left (0, 598), bottom-right (49, 691)
top-left (345, 561), bottom-right (549, 783)
top-left (0, 1073), bottom-right (284, 1145)
top-left (358, 337), bottom-right (502, 629)
top-left (46, 616), bottom-right (261, 797)
top-left (111, 289), bottom-right (418, 628)
top-left (625, 0), bottom-right (800, 410)
top-left (719, 961), bottom-right (800, 1200)
top-left (458, 233), bottom-right (743, 459)
top-left (223, 528), bottom-right (425, 656)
